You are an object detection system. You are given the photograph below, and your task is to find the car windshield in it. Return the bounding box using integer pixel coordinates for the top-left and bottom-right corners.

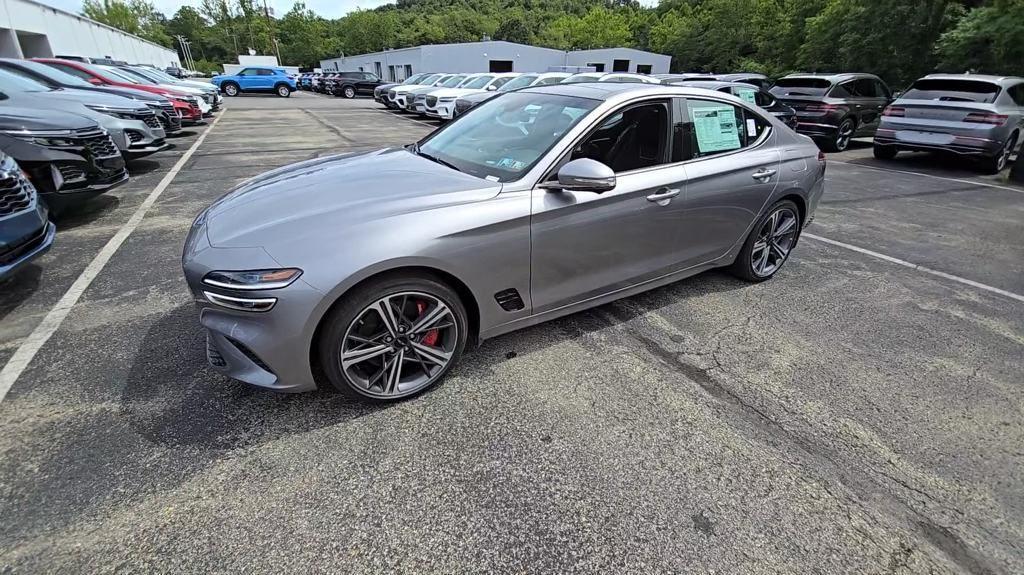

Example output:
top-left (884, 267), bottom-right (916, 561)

top-left (441, 75), bottom-right (466, 87)
top-left (12, 60), bottom-right (93, 88)
top-left (402, 74), bottom-right (424, 84)
top-left (95, 65), bottom-right (141, 84)
top-left (418, 74), bottom-right (442, 85)
top-left (416, 92), bottom-right (598, 182)
top-left (561, 75), bottom-right (600, 84)
top-left (902, 79), bottom-right (1001, 103)
top-left (462, 75), bottom-right (495, 89)
top-left (771, 78), bottom-right (831, 96)
top-left (139, 67), bottom-right (178, 83)
top-left (0, 68), bottom-right (51, 92)
top-left (499, 75), bottom-right (537, 92)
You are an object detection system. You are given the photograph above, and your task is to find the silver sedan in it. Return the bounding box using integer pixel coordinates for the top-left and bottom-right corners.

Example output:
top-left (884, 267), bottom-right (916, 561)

top-left (183, 84), bottom-right (826, 400)
top-left (873, 74), bottom-right (1024, 173)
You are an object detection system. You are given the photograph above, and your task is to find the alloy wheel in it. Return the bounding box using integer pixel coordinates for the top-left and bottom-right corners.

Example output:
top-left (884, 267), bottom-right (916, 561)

top-left (340, 291), bottom-right (458, 398)
top-left (751, 207), bottom-right (799, 278)
top-left (836, 120), bottom-right (854, 151)
top-left (277, 86), bottom-right (290, 97)
top-left (225, 84), bottom-right (238, 96)
top-left (996, 136), bottom-right (1014, 172)
top-left (344, 86), bottom-right (356, 98)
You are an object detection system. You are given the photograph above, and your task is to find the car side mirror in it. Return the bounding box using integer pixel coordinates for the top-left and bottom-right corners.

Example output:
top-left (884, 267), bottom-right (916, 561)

top-left (541, 158), bottom-right (616, 193)
top-left (486, 84), bottom-right (498, 91)
top-left (88, 77), bottom-right (103, 85)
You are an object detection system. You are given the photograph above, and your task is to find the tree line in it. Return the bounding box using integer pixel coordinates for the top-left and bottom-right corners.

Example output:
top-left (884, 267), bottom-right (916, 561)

top-left (82, 0), bottom-right (1024, 88)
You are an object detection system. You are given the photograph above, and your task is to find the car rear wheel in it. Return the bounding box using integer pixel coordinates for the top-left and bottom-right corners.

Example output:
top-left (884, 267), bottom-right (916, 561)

top-left (276, 84), bottom-right (291, 98)
top-left (318, 274), bottom-right (468, 401)
top-left (823, 118), bottom-right (855, 153)
top-left (873, 144), bottom-right (898, 160)
top-left (223, 82), bottom-right (239, 97)
top-left (730, 199), bottom-right (801, 282)
top-left (342, 86), bottom-right (356, 99)
top-left (980, 132), bottom-right (1017, 174)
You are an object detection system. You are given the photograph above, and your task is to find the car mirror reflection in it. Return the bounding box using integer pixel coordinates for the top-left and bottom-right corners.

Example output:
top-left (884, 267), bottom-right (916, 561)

top-left (542, 158), bottom-right (616, 194)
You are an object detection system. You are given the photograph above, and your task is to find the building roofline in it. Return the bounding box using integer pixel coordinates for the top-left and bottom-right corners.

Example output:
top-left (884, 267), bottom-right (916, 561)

top-left (26, 0), bottom-right (178, 55)
top-left (323, 40), bottom-right (667, 62)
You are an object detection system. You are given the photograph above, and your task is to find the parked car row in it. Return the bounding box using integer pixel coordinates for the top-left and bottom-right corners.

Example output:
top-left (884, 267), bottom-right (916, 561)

top-left (369, 69), bottom-right (1022, 173)
top-left (212, 67), bottom-right (298, 98)
top-left (0, 58), bottom-right (222, 282)
top-left (296, 71), bottom-right (385, 98)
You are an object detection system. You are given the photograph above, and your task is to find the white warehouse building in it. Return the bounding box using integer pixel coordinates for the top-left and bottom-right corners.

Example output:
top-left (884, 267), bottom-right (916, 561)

top-left (0, 0), bottom-right (180, 66)
top-left (320, 41), bottom-right (670, 82)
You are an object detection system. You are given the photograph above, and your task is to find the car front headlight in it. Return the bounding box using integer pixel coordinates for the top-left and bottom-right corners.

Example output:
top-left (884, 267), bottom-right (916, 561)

top-left (0, 129), bottom-right (79, 147)
top-left (85, 104), bottom-right (143, 120)
top-left (202, 268), bottom-right (303, 290)
top-left (439, 96), bottom-right (457, 102)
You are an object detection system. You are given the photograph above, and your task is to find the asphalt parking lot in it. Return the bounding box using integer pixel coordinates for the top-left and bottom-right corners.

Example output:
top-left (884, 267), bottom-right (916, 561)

top-left (1, 91), bottom-right (1022, 574)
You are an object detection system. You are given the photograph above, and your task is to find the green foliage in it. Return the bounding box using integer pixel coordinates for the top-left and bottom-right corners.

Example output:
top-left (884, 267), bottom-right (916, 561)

top-left (80, 0), bottom-right (1024, 86)
top-left (936, 0), bottom-right (1024, 76)
top-left (82, 0), bottom-right (172, 47)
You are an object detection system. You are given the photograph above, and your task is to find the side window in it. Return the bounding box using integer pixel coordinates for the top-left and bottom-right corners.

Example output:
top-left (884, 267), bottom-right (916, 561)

top-left (731, 86), bottom-right (759, 106)
top-left (491, 77), bottom-right (512, 89)
top-left (570, 101), bottom-right (670, 173)
top-left (678, 98), bottom-right (771, 161)
top-left (363, 73), bottom-right (378, 81)
top-left (829, 82), bottom-right (853, 98)
top-left (1008, 84), bottom-right (1024, 106)
top-left (257, 69), bottom-right (275, 76)
top-left (874, 80), bottom-right (891, 99)
top-left (754, 90), bottom-right (774, 108)
top-left (238, 68), bottom-right (257, 76)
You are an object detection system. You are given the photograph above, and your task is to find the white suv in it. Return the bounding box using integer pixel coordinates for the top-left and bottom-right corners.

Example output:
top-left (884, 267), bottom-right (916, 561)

top-left (424, 73), bottom-right (520, 120)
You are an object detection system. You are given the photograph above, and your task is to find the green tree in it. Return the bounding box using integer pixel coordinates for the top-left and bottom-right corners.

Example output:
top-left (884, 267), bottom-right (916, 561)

top-left (494, 13), bottom-right (532, 44)
top-left (935, 0), bottom-right (1024, 76)
top-left (278, 2), bottom-right (335, 66)
top-left (82, 0), bottom-right (172, 46)
top-left (540, 7), bottom-right (631, 49)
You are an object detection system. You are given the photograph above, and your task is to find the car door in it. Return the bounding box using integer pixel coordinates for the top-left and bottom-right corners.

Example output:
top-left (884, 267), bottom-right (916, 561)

top-left (359, 73), bottom-right (380, 93)
top-left (255, 69), bottom-right (276, 90)
top-left (678, 96), bottom-right (781, 263)
top-left (236, 68), bottom-right (259, 89)
top-left (849, 79), bottom-right (887, 135)
top-left (530, 99), bottom-right (690, 313)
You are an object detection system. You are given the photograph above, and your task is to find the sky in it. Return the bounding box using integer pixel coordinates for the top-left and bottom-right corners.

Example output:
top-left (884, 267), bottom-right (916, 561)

top-left (41, 0), bottom-right (658, 20)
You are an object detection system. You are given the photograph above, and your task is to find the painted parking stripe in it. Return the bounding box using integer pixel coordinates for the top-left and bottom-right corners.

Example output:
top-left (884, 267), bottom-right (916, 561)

top-left (830, 160), bottom-right (1024, 195)
top-left (803, 232), bottom-right (1024, 304)
top-left (0, 112), bottom-right (227, 405)
top-left (372, 109), bottom-right (439, 128)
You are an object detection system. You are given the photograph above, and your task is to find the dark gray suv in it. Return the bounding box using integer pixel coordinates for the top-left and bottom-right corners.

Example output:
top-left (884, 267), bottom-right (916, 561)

top-left (771, 73), bottom-right (893, 152)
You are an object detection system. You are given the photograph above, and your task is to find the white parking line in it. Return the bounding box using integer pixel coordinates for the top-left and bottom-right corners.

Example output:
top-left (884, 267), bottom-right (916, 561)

top-left (830, 160), bottom-right (1024, 195)
top-left (803, 233), bottom-right (1024, 304)
top-left (0, 112), bottom-right (227, 405)
top-left (373, 109), bottom-right (438, 128)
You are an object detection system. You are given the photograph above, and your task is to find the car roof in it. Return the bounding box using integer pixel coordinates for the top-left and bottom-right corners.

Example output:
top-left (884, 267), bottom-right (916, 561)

top-left (919, 73), bottom-right (1024, 85)
top-left (781, 72), bottom-right (880, 82)
top-left (674, 80), bottom-right (738, 91)
top-left (524, 82), bottom-right (743, 103)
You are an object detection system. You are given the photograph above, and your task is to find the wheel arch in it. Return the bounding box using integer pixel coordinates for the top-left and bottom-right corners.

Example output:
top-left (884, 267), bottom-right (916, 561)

top-left (307, 264), bottom-right (482, 383)
top-left (778, 192), bottom-right (807, 227)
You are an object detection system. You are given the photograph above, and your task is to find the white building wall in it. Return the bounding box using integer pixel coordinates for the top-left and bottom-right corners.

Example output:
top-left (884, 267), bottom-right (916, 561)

top-left (0, 0), bottom-right (179, 66)
top-left (566, 48), bottom-right (671, 74)
top-left (320, 42), bottom-right (671, 80)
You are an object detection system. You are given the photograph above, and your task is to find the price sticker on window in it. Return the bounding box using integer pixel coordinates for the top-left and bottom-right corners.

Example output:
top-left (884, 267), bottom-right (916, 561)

top-left (735, 88), bottom-right (757, 105)
top-left (690, 104), bottom-right (741, 153)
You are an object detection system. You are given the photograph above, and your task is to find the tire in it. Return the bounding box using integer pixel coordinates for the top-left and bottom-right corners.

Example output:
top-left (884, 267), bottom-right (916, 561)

top-left (873, 144), bottom-right (898, 160)
top-left (222, 82), bottom-right (239, 97)
top-left (275, 84), bottom-right (291, 98)
top-left (821, 117), bottom-right (855, 153)
top-left (318, 274), bottom-right (469, 401)
top-left (342, 85), bottom-right (356, 99)
top-left (730, 199), bottom-right (802, 283)
top-left (979, 132), bottom-right (1017, 174)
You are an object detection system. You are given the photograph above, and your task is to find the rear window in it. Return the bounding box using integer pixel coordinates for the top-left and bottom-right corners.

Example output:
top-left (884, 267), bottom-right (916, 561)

top-left (902, 79), bottom-right (1000, 103)
top-left (771, 78), bottom-right (831, 97)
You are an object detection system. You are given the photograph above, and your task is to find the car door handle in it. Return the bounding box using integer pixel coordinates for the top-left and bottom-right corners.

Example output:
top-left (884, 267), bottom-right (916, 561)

top-left (752, 168), bottom-right (777, 180)
top-left (646, 188), bottom-right (680, 203)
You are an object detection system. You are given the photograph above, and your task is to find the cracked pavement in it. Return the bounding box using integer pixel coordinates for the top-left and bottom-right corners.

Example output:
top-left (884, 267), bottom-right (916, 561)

top-left (0, 93), bottom-right (1021, 574)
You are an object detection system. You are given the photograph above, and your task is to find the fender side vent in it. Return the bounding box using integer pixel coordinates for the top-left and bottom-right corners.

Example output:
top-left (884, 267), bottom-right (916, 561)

top-left (494, 288), bottom-right (525, 312)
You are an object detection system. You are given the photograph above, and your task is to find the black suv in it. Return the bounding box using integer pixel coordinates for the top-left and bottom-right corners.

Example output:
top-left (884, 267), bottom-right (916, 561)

top-left (0, 107), bottom-right (127, 213)
top-left (0, 149), bottom-right (54, 281)
top-left (329, 71), bottom-right (385, 99)
top-left (770, 73), bottom-right (893, 152)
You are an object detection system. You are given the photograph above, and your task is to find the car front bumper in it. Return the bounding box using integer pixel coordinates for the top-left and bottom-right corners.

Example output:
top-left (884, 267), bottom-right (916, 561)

top-left (0, 206), bottom-right (54, 281)
top-left (425, 101), bottom-right (456, 120)
top-left (182, 226), bottom-right (323, 392)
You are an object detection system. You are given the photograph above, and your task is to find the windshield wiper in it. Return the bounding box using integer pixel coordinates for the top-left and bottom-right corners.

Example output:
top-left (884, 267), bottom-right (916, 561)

top-left (412, 144), bottom-right (462, 172)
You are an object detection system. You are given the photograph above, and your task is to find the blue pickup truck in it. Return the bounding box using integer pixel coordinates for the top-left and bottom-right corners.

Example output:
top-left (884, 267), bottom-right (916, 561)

top-left (211, 67), bottom-right (297, 98)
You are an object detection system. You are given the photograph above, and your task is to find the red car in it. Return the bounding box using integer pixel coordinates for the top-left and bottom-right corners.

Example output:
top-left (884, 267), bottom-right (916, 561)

top-left (32, 58), bottom-right (204, 124)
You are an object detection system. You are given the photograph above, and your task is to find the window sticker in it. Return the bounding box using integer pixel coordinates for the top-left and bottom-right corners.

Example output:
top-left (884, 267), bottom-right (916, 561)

top-left (735, 88), bottom-right (757, 104)
top-left (746, 118), bottom-right (757, 136)
top-left (690, 104), bottom-right (741, 153)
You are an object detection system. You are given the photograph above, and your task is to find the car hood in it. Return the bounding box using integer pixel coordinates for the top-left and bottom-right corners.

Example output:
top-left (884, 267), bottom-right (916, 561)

top-left (459, 91), bottom-right (498, 103)
top-left (204, 148), bottom-right (502, 248)
top-left (2, 88), bottom-right (148, 111)
top-left (88, 85), bottom-right (165, 102)
top-left (156, 83), bottom-right (201, 94)
top-left (391, 85), bottom-right (426, 94)
top-left (0, 105), bottom-right (97, 131)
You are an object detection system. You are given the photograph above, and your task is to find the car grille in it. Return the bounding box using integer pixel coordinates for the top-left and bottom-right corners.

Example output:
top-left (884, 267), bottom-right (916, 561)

top-left (414, 94), bottom-right (426, 102)
top-left (0, 171), bottom-right (33, 217)
top-left (126, 130), bottom-right (143, 143)
top-left (426, 95), bottom-right (438, 107)
top-left (387, 89), bottom-right (397, 100)
top-left (72, 128), bottom-right (120, 159)
top-left (142, 115), bottom-right (161, 129)
top-left (56, 164), bottom-right (86, 183)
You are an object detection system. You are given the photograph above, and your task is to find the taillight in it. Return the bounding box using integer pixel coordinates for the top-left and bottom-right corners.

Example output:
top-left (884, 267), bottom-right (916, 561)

top-left (964, 112), bottom-right (1008, 126)
top-left (805, 104), bottom-right (838, 113)
top-left (882, 106), bottom-right (905, 117)
top-left (817, 151), bottom-right (826, 163)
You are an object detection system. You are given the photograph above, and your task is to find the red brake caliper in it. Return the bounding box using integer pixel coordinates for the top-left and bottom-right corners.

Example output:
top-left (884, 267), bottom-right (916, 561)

top-left (416, 300), bottom-right (439, 346)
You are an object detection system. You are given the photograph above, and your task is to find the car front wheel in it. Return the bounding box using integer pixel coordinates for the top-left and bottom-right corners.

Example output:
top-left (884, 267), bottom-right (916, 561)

top-left (318, 274), bottom-right (468, 401)
top-left (223, 83), bottom-right (239, 96)
top-left (730, 199), bottom-right (801, 282)
top-left (873, 144), bottom-right (898, 160)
